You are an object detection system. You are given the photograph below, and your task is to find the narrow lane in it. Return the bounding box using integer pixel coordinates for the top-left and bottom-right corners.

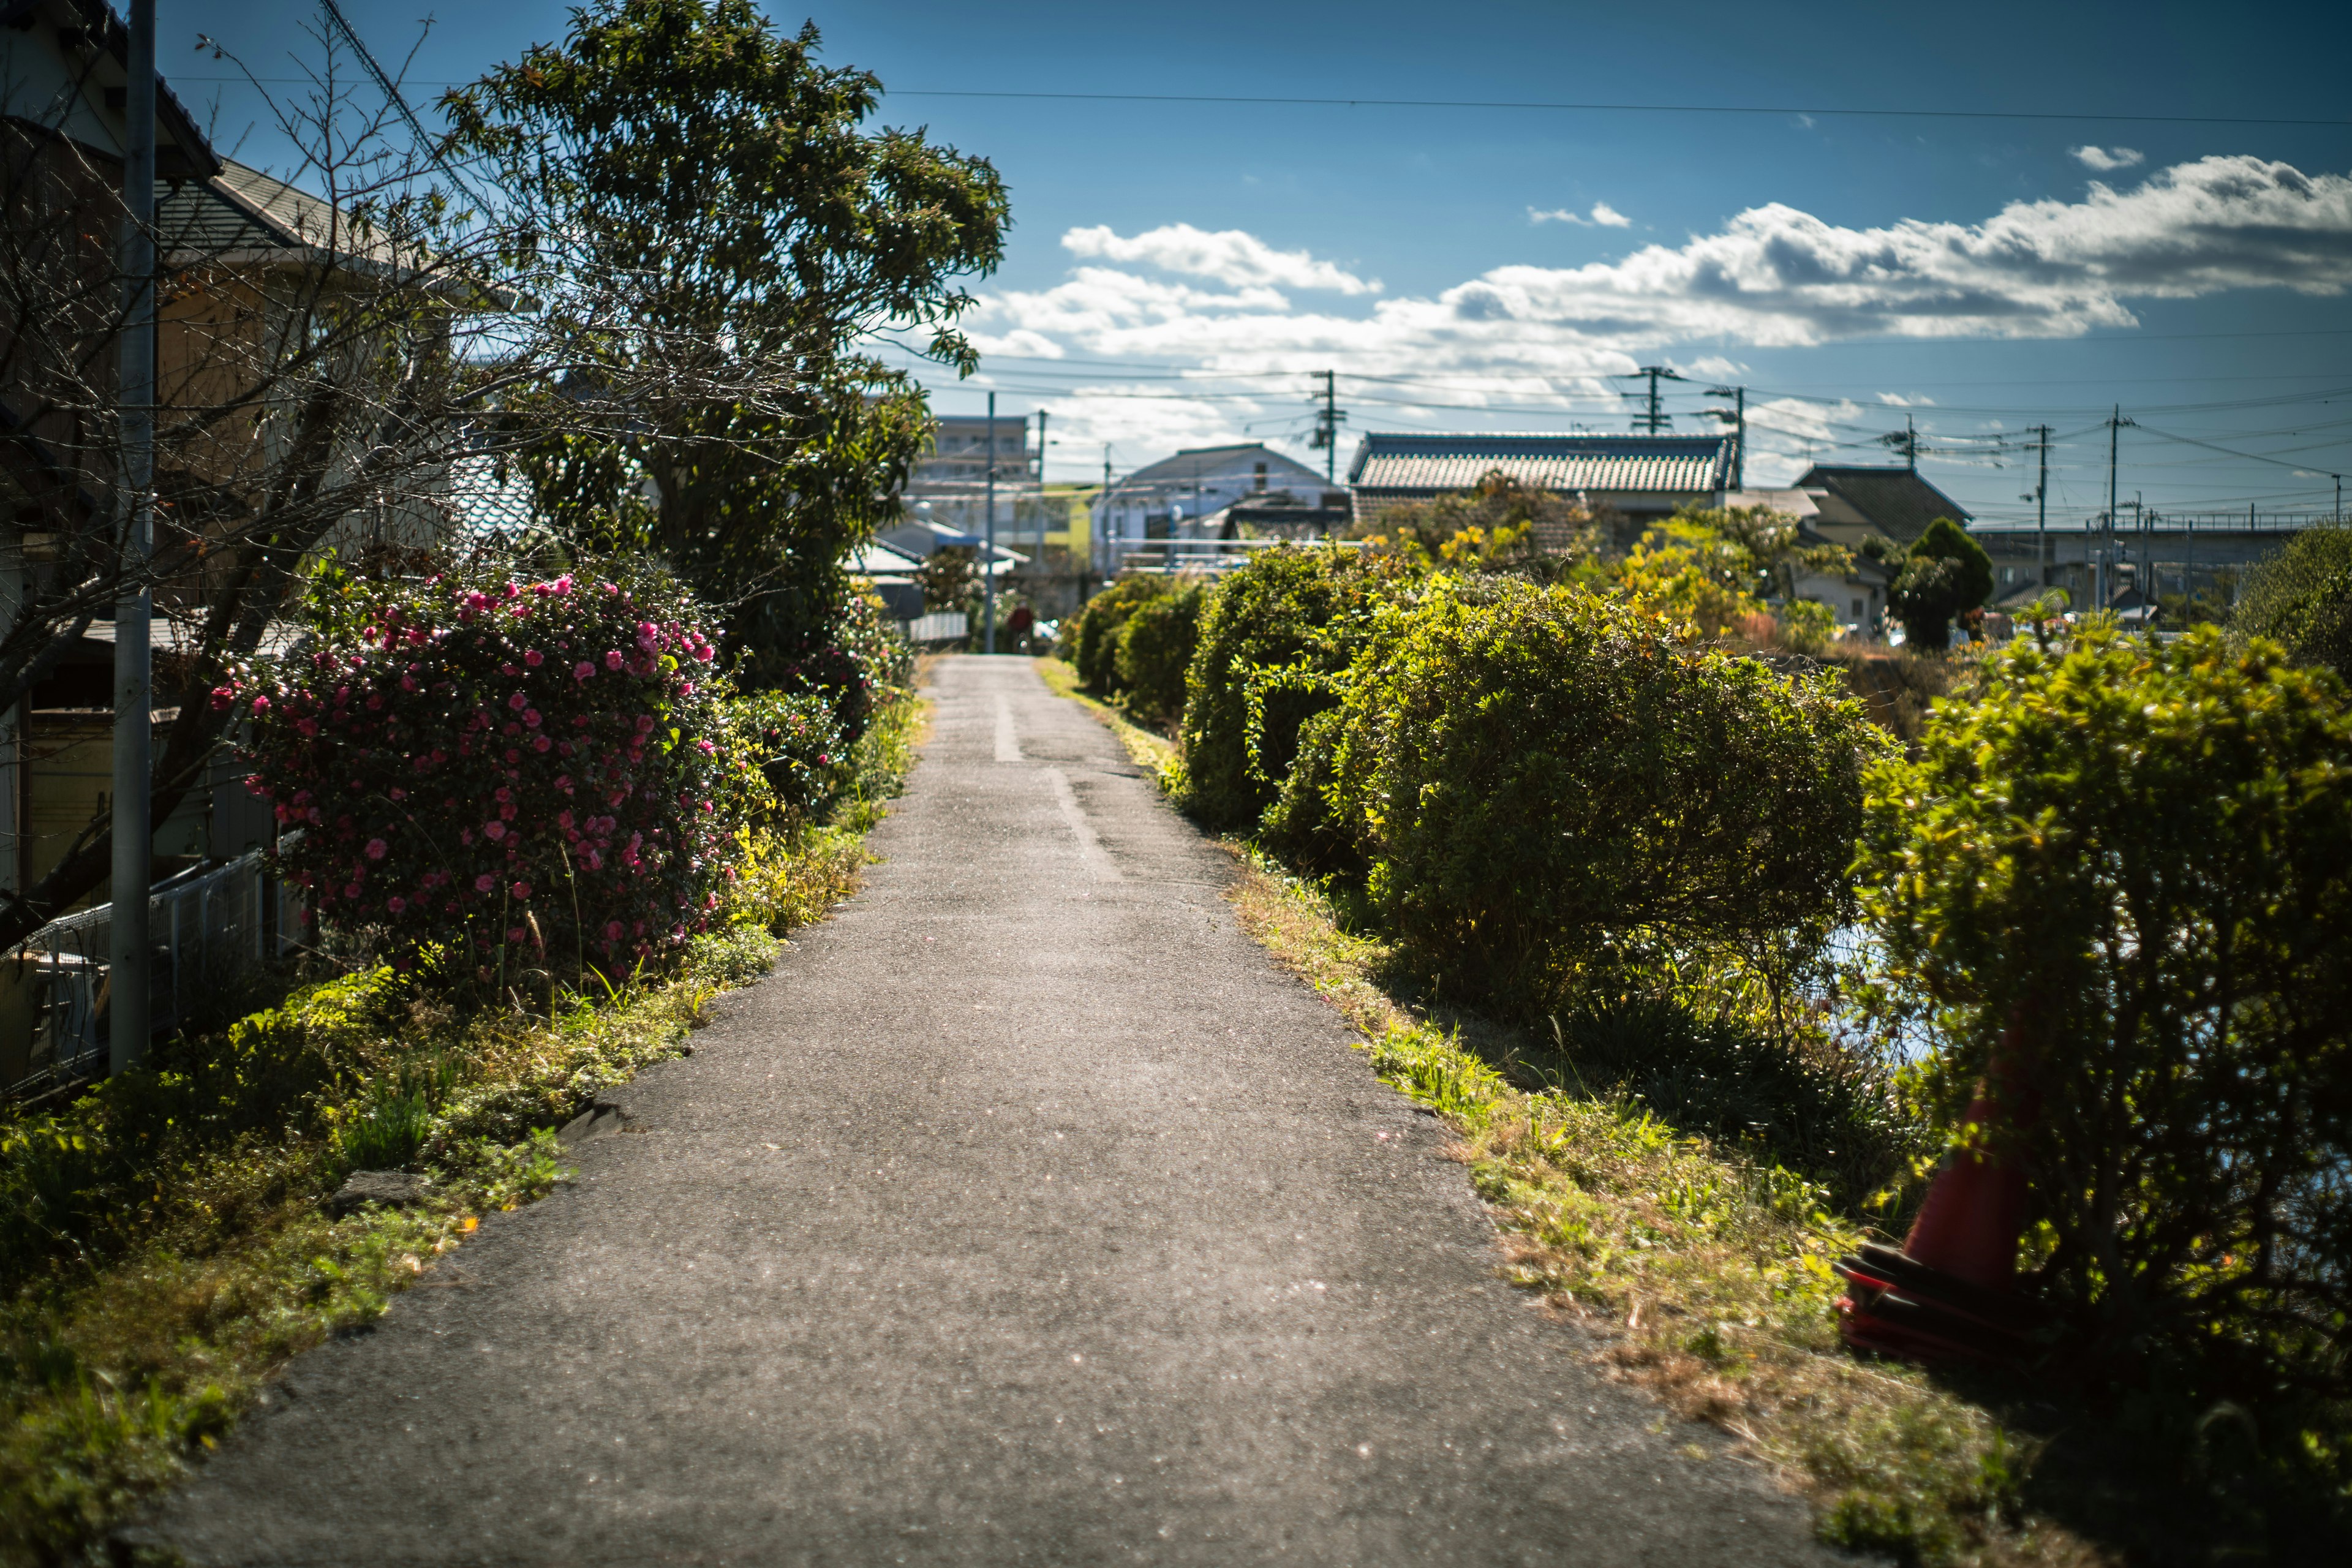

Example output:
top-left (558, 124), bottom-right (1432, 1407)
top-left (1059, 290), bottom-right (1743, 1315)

top-left (138, 656), bottom-right (1835, 1566)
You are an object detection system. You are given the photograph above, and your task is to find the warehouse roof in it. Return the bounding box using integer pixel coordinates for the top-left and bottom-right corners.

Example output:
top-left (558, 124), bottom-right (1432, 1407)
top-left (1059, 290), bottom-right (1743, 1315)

top-left (1348, 432), bottom-right (1735, 497)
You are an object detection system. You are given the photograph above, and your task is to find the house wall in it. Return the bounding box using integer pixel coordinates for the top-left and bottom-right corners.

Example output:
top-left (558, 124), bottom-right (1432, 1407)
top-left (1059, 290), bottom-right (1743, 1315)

top-left (1093, 450), bottom-right (1335, 568)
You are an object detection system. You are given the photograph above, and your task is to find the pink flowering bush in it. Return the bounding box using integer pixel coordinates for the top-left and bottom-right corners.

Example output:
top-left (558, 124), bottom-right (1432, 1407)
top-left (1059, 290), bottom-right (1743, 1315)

top-left (225, 559), bottom-right (771, 982)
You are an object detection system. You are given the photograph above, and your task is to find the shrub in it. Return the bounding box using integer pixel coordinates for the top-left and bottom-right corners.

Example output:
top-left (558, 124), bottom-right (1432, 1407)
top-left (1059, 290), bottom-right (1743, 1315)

top-left (1298, 577), bottom-right (1880, 1015)
top-left (1856, 623), bottom-right (2352, 1390)
top-left (1887, 517), bottom-right (1992, 650)
top-left (230, 558), bottom-right (769, 982)
top-left (2234, 526), bottom-right (2352, 674)
top-left (1071, 575), bottom-right (1167, 692)
top-left (1112, 581), bottom-right (1206, 726)
top-left (1179, 546), bottom-right (1401, 831)
top-left (761, 584), bottom-right (912, 748)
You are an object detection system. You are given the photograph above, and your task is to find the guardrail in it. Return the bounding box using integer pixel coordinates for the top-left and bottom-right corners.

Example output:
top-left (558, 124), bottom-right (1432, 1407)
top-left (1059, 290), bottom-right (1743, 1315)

top-left (1102, 537), bottom-right (1368, 575)
top-left (2, 848), bottom-right (300, 1101)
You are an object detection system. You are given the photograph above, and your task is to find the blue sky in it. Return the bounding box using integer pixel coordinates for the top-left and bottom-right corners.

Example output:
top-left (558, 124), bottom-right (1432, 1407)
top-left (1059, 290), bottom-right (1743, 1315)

top-left (176, 1), bottom-right (2352, 522)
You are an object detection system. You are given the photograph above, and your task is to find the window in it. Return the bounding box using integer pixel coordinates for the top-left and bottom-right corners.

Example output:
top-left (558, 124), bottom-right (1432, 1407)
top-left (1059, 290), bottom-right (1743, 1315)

top-left (1254, 461), bottom-right (1267, 491)
top-left (1852, 598), bottom-right (1864, 619)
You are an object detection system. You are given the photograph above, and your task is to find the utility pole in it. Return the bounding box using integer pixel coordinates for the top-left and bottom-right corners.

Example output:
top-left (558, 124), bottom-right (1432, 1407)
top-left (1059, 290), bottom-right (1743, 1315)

top-left (1906, 413), bottom-right (1917, 470)
top-left (2103, 405), bottom-right (2123, 613)
top-left (984, 392), bottom-right (997, 655)
top-left (110, 0), bottom-right (156, 1073)
top-left (1705, 384), bottom-right (1746, 489)
top-left (1627, 366), bottom-right (1676, 433)
top-left (2027, 424), bottom-right (2051, 588)
top-left (1308, 371), bottom-right (1346, 483)
top-left (1034, 408), bottom-right (1049, 487)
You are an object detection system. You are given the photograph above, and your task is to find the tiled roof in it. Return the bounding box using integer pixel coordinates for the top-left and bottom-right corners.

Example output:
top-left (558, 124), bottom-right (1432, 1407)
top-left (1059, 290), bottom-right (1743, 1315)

top-left (1122, 443), bottom-right (1326, 488)
top-left (1348, 433), bottom-right (1733, 496)
top-left (1792, 466), bottom-right (1972, 546)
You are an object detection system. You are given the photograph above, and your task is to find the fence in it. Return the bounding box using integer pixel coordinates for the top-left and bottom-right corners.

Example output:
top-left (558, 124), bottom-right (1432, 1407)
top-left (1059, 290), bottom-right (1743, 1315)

top-left (1, 849), bottom-right (301, 1101)
top-left (903, 610), bottom-right (970, 643)
top-left (1101, 537), bottom-right (1368, 576)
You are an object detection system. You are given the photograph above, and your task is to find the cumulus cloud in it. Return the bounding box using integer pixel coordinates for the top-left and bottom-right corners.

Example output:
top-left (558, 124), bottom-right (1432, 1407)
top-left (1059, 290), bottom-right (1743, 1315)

top-left (1530, 201), bottom-right (1632, 227)
top-left (1061, 223), bottom-right (1378, 294)
top-left (974, 156), bottom-right (2352, 463)
top-left (2071, 145), bottom-right (2145, 171)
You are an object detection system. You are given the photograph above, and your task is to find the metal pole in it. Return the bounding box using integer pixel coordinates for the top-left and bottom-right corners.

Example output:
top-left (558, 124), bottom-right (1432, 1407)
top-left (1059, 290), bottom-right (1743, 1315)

top-left (110, 0), bottom-right (156, 1073)
top-left (2033, 424), bottom-right (2049, 588)
top-left (983, 392), bottom-right (997, 655)
top-left (2103, 407), bottom-right (2120, 612)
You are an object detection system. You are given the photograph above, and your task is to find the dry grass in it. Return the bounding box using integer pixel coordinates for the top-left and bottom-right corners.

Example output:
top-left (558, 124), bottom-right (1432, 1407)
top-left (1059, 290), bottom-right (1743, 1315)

top-left (1221, 846), bottom-right (2109, 1567)
top-left (1034, 656), bottom-right (1182, 784)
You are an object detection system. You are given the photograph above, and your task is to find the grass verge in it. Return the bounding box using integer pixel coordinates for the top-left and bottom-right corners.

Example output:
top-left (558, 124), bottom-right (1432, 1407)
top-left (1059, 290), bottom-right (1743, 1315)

top-left (0, 690), bottom-right (922, 1567)
top-left (1034, 656), bottom-right (1180, 785)
top-left (1221, 846), bottom-right (2106, 1568)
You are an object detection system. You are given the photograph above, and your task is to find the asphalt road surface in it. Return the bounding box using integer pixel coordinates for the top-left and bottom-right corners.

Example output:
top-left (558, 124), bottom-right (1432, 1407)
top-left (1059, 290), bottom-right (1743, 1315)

top-left (135, 656), bottom-right (1837, 1567)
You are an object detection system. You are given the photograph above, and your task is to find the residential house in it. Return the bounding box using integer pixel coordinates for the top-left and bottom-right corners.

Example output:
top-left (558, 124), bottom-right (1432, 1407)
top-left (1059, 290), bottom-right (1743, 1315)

top-left (1091, 443), bottom-right (1338, 571)
top-left (1347, 432), bottom-right (1737, 546)
top-left (1789, 464), bottom-right (1973, 552)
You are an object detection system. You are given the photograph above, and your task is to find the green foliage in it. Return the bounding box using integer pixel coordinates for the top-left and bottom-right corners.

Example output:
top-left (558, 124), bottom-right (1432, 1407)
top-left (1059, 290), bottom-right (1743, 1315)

top-left (1887, 517), bottom-right (1993, 650)
top-left (1112, 582), bottom-right (1206, 726)
top-left (1610, 505), bottom-right (1850, 641)
top-left (1361, 469), bottom-right (1597, 571)
top-left (1856, 623), bottom-right (2352, 1392)
top-left (2234, 526), bottom-right (2352, 674)
top-left (1178, 546), bottom-right (1406, 831)
top-left (914, 545), bottom-right (978, 616)
top-left (1070, 575), bottom-right (1168, 693)
top-left (445, 0), bottom-right (1008, 710)
top-left (1295, 577), bottom-right (1881, 1017)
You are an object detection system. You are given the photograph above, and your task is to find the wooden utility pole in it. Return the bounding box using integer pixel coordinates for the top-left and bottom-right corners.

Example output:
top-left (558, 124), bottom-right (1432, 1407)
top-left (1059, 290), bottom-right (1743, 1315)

top-left (984, 392), bottom-right (997, 655)
top-left (2027, 424), bottom-right (2051, 587)
top-left (110, 0), bottom-right (157, 1071)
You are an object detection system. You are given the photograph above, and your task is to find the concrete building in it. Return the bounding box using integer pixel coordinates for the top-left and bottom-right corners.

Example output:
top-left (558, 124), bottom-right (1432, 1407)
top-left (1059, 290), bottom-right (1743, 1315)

top-left (905, 413), bottom-right (1052, 548)
top-left (1091, 444), bottom-right (1340, 571)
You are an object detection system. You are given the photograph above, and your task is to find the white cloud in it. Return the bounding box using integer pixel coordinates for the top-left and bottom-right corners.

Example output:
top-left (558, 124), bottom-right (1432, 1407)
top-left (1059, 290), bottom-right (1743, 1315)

top-left (1530, 201), bottom-right (1632, 227)
top-left (1061, 223), bottom-right (1378, 294)
top-left (2071, 145), bottom-right (2146, 172)
top-left (1876, 392), bottom-right (1937, 406)
top-left (974, 157), bottom-right (2352, 467)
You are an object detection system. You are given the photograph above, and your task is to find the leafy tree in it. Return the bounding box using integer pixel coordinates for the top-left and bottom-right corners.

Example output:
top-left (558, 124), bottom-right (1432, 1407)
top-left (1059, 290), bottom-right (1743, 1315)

top-left (1856, 624), bottom-right (2352, 1389)
top-left (1610, 505), bottom-right (1848, 641)
top-left (2234, 527), bottom-right (2352, 674)
top-left (1114, 584), bottom-right (1207, 728)
top-left (1068, 575), bottom-right (1169, 693)
top-left (443, 0), bottom-right (1010, 718)
top-left (1360, 469), bottom-right (1597, 572)
top-left (1886, 516), bottom-right (1992, 650)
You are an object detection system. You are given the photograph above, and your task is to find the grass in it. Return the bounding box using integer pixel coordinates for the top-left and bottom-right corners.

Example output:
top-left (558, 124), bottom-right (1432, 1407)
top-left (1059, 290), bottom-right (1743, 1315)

top-left (1034, 655), bottom-right (1182, 785)
top-left (0, 687), bottom-right (923, 1567)
top-left (1218, 847), bottom-right (2108, 1568)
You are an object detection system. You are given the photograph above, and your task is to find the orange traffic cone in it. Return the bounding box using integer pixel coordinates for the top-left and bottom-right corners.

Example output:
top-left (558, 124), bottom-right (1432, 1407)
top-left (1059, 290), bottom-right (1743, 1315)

top-left (1833, 1030), bottom-right (2049, 1365)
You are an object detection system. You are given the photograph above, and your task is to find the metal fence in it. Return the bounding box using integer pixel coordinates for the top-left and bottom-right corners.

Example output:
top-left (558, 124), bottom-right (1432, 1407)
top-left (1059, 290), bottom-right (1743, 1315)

top-left (2, 849), bottom-right (300, 1100)
top-left (1101, 537), bottom-right (1368, 576)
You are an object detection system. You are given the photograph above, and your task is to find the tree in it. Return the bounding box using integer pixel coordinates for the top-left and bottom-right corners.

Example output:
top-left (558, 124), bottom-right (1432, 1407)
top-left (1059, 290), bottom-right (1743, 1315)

top-left (442, 0), bottom-right (1011, 718)
top-left (2233, 527), bottom-right (2352, 674)
top-left (1887, 516), bottom-right (1992, 650)
top-left (1360, 468), bottom-right (1596, 572)
top-left (1610, 505), bottom-right (1849, 641)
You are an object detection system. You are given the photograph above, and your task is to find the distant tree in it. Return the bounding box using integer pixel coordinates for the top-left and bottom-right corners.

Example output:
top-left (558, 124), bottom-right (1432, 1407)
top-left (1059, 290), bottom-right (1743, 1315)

top-left (914, 546), bottom-right (978, 616)
top-left (443, 0), bottom-right (1011, 714)
top-left (2233, 528), bottom-right (2352, 674)
top-left (1888, 517), bottom-right (1994, 650)
top-left (1361, 469), bottom-right (1598, 572)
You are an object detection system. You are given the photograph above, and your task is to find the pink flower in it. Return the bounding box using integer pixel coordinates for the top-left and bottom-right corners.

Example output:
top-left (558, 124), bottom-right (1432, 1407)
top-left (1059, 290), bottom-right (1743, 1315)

top-left (604, 650), bottom-right (624, 670)
top-left (484, 821), bottom-right (507, 841)
top-left (388, 895), bottom-right (406, 914)
top-left (364, 838), bottom-right (388, 860)
top-left (251, 694), bottom-right (271, 714)
top-left (525, 650), bottom-right (544, 667)
top-left (475, 873), bottom-right (497, 893)
top-left (406, 627), bottom-right (428, 646)
top-left (496, 786), bottom-right (513, 803)
top-left (605, 920), bottom-right (624, 941)
top-left (209, 685), bottom-right (235, 712)
top-left (401, 674), bottom-right (418, 692)
top-left (296, 718), bottom-right (319, 737)
top-left (508, 692), bottom-right (527, 710)
top-left (511, 881), bottom-right (532, 900)
top-left (523, 709), bottom-right (541, 728)
top-left (390, 787), bottom-right (406, 801)
top-left (680, 681), bottom-right (696, 696)
top-left (556, 775), bottom-right (574, 794)
top-left (533, 734), bottom-right (553, 753)
top-left (558, 809), bottom-right (575, 830)
top-left (573, 661), bottom-right (594, 681)
top-left (695, 739), bottom-right (715, 755)
top-left (342, 882), bottom-right (361, 899)
top-left (693, 644), bottom-right (714, 664)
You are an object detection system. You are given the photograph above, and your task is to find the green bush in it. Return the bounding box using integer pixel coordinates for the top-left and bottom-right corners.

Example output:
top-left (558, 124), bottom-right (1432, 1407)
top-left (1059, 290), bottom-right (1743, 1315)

top-left (1113, 583), bottom-right (1206, 726)
top-left (1071, 575), bottom-right (1167, 693)
top-left (1179, 546), bottom-right (1401, 831)
top-left (1856, 623), bottom-right (2352, 1392)
top-left (2234, 526), bottom-right (2352, 674)
top-left (1887, 517), bottom-right (1993, 650)
top-left (1297, 576), bottom-right (1880, 1015)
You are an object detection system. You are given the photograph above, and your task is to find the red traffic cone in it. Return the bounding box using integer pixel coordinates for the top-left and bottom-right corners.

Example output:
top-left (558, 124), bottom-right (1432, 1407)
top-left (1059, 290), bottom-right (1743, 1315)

top-left (1833, 1030), bottom-right (2049, 1365)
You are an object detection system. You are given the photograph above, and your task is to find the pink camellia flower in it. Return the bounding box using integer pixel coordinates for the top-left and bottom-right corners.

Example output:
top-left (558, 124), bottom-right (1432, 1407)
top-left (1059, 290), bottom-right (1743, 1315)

top-left (508, 692), bottom-right (527, 710)
top-left (251, 694), bottom-right (270, 714)
top-left (511, 881), bottom-right (532, 900)
top-left (495, 786), bottom-right (513, 803)
top-left (406, 627), bottom-right (428, 646)
top-left (533, 734), bottom-right (553, 753)
top-left (605, 919), bottom-right (624, 941)
top-left (695, 739), bottom-right (715, 756)
top-left (484, 821), bottom-right (507, 841)
top-left (557, 809), bottom-right (575, 830)
top-left (525, 649), bottom-right (544, 667)
top-left (296, 718), bottom-right (319, 737)
top-left (573, 661), bottom-right (594, 681)
top-left (390, 787), bottom-right (406, 801)
top-left (342, 882), bottom-right (361, 899)
top-left (364, 838), bottom-right (389, 860)
top-left (680, 681), bottom-right (695, 696)
top-left (401, 674), bottom-right (418, 692)
top-left (604, 650), bottom-right (624, 670)
top-left (503, 581), bottom-right (522, 600)
top-left (475, 873), bottom-right (497, 893)
top-left (554, 575), bottom-right (573, 594)
top-left (555, 774), bottom-right (574, 794)
top-left (209, 685), bottom-right (235, 711)
top-left (693, 644), bottom-right (714, 664)
top-left (505, 748), bottom-right (522, 764)
top-left (388, 895), bottom-right (406, 914)
top-left (523, 708), bottom-right (541, 728)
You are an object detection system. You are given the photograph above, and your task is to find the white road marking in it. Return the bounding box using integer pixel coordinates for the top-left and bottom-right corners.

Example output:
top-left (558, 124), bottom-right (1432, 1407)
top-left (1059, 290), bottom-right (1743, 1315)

top-left (993, 693), bottom-right (1023, 762)
top-left (1042, 767), bottom-right (1121, 882)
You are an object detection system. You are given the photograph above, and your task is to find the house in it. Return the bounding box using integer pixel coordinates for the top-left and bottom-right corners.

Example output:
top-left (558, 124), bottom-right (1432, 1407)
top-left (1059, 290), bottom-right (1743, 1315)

top-left (1347, 432), bottom-right (1737, 543)
top-left (1091, 443), bottom-right (1339, 570)
top-left (1203, 491), bottom-right (1355, 541)
top-left (905, 412), bottom-right (1050, 546)
top-left (1720, 488), bottom-right (1896, 635)
top-left (1789, 465), bottom-right (1973, 551)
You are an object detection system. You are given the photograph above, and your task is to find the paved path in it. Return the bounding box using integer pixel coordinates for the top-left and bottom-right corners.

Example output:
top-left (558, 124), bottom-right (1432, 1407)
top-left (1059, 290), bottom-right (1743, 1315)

top-left (138, 657), bottom-right (1834, 1566)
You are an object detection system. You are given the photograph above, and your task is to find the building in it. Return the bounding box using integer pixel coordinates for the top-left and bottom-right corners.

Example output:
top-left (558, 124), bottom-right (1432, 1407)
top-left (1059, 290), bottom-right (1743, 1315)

top-left (1091, 443), bottom-right (1340, 571)
top-left (904, 412), bottom-right (1052, 548)
top-left (1789, 465), bottom-right (1973, 551)
top-left (1347, 432), bottom-right (1737, 538)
